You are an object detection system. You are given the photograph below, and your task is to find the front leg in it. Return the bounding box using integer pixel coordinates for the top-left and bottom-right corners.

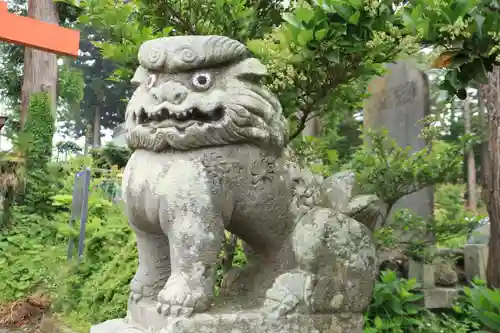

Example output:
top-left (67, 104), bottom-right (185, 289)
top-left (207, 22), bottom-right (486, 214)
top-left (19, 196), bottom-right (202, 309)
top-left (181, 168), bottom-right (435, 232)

top-left (156, 160), bottom-right (226, 318)
top-left (129, 225), bottom-right (171, 303)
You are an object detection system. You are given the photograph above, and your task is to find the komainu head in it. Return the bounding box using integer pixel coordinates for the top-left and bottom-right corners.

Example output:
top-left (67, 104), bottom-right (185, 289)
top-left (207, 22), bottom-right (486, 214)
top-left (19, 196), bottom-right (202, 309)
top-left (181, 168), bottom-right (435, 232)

top-left (125, 35), bottom-right (288, 152)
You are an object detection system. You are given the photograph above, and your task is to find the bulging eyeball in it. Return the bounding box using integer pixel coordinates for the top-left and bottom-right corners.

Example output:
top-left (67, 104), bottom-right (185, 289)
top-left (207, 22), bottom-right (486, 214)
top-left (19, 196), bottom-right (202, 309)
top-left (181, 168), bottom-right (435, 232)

top-left (147, 74), bottom-right (158, 89)
top-left (191, 72), bottom-right (213, 90)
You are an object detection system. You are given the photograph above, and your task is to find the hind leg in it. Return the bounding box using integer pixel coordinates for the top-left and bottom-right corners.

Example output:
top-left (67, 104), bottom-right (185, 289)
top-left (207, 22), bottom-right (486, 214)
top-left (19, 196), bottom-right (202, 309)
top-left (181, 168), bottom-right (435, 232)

top-left (129, 225), bottom-right (171, 303)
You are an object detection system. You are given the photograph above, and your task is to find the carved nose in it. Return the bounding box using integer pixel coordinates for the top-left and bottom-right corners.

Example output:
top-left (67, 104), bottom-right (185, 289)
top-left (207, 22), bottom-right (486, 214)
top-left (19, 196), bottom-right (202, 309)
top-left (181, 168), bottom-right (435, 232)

top-left (150, 81), bottom-right (188, 105)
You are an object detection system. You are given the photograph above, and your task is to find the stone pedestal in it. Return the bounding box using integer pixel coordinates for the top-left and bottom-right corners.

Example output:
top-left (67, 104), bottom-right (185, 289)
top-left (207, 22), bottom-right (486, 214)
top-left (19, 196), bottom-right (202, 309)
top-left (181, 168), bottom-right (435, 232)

top-left (408, 260), bottom-right (435, 289)
top-left (421, 288), bottom-right (460, 309)
top-left (91, 299), bottom-right (363, 333)
top-left (464, 244), bottom-right (489, 282)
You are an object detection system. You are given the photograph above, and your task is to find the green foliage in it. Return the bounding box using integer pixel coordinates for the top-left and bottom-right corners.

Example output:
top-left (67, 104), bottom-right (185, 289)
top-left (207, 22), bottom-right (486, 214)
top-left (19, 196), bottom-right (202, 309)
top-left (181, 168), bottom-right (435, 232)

top-left (234, 0), bottom-right (419, 140)
top-left (0, 153), bottom-right (248, 330)
top-left (402, 0), bottom-right (500, 98)
top-left (375, 208), bottom-right (482, 262)
top-left (21, 93), bottom-right (59, 215)
top-left (350, 126), bottom-right (485, 260)
top-left (364, 270), bottom-right (482, 333)
top-left (67, 0), bottom-right (419, 141)
top-left (455, 280), bottom-right (500, 332)
top-left (364, 270), bottom-right (426, 332)
top-left (72, 0), bottom-right (283, 82)
top-left (56, 141), bottom-right (83, 161)
top-left (0, 210), bottom-right (67, 301)
top-left (23, 93), bottom-right (54, 170)
top-left (58, 65), bottom-right (85, 108)
top-left (291, 135), bottom-right (341, 176)
top-left (349, 127), bottom-right (467, 208)
top-left (435, 183), bottom-right (487, 248)
top-left (90, 143), bottom-right (131, 170)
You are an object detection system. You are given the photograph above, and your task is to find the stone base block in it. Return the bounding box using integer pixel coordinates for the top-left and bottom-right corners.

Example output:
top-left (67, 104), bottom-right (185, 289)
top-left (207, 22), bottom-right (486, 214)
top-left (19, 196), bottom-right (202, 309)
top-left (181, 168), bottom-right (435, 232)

top-left (421, 288), bottom-right (460, 309)
top-left (91, 300), bottom-right (363, 333)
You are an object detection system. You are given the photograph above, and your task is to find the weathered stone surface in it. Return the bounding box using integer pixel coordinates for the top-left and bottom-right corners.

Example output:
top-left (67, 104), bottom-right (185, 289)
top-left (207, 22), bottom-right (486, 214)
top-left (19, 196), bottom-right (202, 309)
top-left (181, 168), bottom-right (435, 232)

top-left (434, 260), bottom-right (458, 287)
top-left (92, 35), bottom-right (382, 333)
top-left (408, 260), bottom-right (435, 289)
top-left (92, 302), bottom-right (363, 333)
top-left (464, 244), bottom-right (489, 282)
top-left (364, 61), bottom-right (434, 235)
top-left (421, 288), bottom-right (460, 309)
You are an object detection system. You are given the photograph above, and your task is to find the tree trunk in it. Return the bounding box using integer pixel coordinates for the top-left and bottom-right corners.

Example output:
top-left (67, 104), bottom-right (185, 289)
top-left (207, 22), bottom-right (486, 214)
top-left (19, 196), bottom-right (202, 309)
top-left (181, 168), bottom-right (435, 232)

top-left (483, 66), bottom-right (500, 288)
top-left (478, 87), bottom-right (490, 205)
top-left (93, 105), bottom-right (101, 148)
top-left (464, 94), bottom-right (477, 211)
top-left (20, 0), bottom-right (59, 128)
top-left (83, 123), bottom-right (91, 156)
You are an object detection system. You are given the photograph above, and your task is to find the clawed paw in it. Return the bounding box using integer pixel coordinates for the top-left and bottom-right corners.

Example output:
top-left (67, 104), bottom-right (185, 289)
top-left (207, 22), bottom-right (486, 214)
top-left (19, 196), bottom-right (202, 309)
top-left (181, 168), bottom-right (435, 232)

top-left (156, 302), bottom-right (194, 317)
top-left (129, 275), bottom-right (166, 303)
top-left (156, 275), bottom-right (210, 318)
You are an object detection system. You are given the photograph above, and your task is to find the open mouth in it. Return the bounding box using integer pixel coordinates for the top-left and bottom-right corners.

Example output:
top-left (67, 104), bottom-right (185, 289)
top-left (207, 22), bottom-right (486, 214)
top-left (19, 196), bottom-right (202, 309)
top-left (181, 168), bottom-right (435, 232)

top-left (136, 106), bottom-right (225, 126)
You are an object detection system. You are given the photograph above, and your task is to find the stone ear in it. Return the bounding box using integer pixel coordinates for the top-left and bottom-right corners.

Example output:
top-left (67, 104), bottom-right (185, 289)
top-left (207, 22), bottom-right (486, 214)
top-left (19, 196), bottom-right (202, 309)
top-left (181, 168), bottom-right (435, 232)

top-left (228, 58), bottom-right (268, 78)
top-left (131, 66), bottom-right (149, 86)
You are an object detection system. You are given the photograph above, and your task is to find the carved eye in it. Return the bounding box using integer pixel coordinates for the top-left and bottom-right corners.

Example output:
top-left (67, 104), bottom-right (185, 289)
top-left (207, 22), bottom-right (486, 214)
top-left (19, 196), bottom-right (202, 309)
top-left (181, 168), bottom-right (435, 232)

top-left (147, 74), bottom-right (157, 88)
top-left (191, 72), bottom-right (213, 90)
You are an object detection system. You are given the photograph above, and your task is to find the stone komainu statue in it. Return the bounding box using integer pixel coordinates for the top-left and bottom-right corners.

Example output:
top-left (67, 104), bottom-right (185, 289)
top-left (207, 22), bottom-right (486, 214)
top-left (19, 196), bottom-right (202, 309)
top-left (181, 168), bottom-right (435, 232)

top-left (92, 35), bottom-right (386, 333)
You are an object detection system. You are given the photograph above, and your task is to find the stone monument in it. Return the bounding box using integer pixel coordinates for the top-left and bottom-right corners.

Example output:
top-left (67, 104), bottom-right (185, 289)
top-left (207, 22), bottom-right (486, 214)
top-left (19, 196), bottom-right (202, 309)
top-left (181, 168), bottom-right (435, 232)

top-left (91, 35), bottom-right (386, 333)
top-left (364, 61), bottom-right (434, 232)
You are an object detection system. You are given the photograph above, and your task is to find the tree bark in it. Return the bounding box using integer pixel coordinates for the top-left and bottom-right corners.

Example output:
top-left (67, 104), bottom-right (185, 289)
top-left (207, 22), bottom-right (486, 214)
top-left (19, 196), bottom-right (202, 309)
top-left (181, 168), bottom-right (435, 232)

top-left (478, 87), bottom-right (490, 205)
top-left (483, 66), bottom-right (500, 288)
top-left (93, 105), bottom-right (101, 148)
top-left (464, 94), bottom-right (477, 211)
top-left (20, 0), bottom-right (59, 128)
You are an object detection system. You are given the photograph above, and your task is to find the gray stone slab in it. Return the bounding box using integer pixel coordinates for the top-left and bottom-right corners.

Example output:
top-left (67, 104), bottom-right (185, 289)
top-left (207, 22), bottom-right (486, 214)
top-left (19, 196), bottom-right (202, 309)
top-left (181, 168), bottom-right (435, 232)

top-left (91, 301), bottom-right (363, 333)
top-left (422, 288), bottom-right (460, 309)
top-left (464, 244), bottom-right (489, 281)
top-left (364, 61), bottom-right (434, 238)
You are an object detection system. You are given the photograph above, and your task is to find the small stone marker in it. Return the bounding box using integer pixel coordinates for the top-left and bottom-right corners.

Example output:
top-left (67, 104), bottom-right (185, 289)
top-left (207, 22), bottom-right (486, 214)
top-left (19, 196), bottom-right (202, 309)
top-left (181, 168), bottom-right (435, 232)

top-left (464, 244), bottom-right (489, 282)
top-left (364, 61), bottom-right (434, 236)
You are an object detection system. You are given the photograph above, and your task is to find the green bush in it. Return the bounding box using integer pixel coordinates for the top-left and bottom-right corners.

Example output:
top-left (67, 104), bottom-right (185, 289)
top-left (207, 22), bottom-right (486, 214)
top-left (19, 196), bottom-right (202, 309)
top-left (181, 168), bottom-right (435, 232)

top-left (364, 270), bottom-right (480, 333)
top-left (364, 270), bottom-right (426, 333)
top-left (0, 153), bottom-right (250, 331)
top-left (454, 280), bottom-right (500, 333)
top-left (90, 143), bottom-right (131, 170)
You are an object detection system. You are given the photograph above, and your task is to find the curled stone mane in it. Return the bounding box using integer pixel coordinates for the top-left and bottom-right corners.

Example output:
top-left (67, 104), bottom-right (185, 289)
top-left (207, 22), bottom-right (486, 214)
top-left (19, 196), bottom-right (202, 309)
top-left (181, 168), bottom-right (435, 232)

top-left (124, 35), bottom-right (289, 153)
top-left (138, 35), bottom-right (249, 73)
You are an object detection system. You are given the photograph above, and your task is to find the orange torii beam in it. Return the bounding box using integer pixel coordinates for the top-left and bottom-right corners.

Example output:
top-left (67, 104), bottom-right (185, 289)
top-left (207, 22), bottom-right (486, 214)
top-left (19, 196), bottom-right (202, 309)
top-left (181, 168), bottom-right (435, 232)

top-left (0, 0), bottom-right (80, 57)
